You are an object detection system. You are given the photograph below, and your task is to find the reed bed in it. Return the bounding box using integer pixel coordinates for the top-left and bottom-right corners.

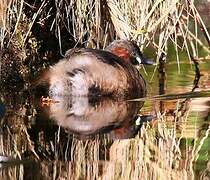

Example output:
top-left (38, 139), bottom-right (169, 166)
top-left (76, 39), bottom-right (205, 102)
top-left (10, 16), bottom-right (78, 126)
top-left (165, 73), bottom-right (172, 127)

top-left (0, 0), bottom-right (209, 57)
top-left (0, 0), bottom-right (210, 180)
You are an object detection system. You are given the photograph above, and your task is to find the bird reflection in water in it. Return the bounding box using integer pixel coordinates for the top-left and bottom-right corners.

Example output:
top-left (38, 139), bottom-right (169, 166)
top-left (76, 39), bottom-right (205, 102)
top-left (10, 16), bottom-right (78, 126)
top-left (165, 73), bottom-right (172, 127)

top-left (40, 95), bottom-right (153, 139)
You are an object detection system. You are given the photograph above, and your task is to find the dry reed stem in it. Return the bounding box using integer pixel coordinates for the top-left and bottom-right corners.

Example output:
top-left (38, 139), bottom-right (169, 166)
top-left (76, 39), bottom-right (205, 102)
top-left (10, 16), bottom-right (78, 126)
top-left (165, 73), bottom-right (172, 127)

top-left (0, 0), bottom-right (12, 48)
top-left (7, 0), bottom-right (24, 46)
top-left (0, 1), bottom-right (210, 179)
top-left (107, 0), bottom-right (131, 39)
top-left (1, 0), bottom-right (209, 62)
top-left (22, 0), bottom-right (47, 46)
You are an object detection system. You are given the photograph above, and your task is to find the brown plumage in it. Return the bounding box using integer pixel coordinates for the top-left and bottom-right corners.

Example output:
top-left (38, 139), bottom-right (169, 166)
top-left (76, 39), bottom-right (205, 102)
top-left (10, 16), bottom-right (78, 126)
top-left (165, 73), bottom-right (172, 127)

top-left (38, 40), bottom-right (153, 99)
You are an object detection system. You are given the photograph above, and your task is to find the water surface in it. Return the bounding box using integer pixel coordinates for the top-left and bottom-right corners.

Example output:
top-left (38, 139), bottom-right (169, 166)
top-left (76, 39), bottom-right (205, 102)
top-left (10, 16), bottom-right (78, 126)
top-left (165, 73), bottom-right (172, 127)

top-left (0, 54), bottom-right (210, 180)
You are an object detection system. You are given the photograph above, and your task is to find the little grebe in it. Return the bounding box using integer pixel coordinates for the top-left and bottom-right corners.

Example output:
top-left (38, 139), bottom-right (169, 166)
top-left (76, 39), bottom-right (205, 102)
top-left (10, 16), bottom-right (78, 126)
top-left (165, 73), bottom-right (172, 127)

top-left (43, 40), bottom-right (154, 99)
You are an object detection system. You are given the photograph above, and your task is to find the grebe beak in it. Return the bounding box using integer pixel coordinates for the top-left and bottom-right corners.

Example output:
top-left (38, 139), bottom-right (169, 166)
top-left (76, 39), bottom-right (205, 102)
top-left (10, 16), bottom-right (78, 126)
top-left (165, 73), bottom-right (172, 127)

top-left (136, 54), bottom-right (156, 65)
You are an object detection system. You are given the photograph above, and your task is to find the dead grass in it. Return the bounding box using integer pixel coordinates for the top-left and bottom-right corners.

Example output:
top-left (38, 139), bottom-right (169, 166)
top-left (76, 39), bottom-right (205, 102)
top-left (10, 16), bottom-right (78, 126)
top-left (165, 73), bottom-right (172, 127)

top-left (1, 0), bottom-right (209, 59)
top-left (0, 1), bottom-right (210, 180)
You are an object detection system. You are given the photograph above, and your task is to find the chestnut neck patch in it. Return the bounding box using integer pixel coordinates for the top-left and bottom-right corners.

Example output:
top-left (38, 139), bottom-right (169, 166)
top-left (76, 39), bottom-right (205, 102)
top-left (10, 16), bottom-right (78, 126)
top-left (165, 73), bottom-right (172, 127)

top-left (111, 47), bottom-right (130, 62)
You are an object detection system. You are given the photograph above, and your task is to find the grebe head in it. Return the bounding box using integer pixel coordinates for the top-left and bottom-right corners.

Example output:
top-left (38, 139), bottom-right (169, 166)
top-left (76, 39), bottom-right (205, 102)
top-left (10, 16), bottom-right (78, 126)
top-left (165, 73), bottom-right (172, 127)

top-left (106, 40), bottom-right (155, 66)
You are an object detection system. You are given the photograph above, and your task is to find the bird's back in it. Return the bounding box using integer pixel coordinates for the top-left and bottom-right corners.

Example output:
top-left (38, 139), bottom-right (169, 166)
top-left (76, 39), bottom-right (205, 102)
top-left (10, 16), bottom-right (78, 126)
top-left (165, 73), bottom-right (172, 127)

top-left (48, 48), bottom-right (146, 99)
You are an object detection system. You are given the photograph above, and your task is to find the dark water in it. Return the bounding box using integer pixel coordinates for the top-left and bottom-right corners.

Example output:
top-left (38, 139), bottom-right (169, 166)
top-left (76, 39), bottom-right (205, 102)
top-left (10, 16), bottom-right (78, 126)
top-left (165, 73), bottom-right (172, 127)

top-left (0, 52), bottom-right (210, 180)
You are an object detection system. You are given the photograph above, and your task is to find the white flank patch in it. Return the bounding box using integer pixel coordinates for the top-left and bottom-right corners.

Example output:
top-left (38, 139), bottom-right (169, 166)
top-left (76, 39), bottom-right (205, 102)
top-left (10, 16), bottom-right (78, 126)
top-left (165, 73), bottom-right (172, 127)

top-left (70, 72), bottom-right (88, 96)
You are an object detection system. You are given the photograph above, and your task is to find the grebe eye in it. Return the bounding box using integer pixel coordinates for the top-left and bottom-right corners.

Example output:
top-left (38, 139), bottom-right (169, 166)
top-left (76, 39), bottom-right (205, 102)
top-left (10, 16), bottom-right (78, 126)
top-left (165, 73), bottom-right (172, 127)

top-left (130, 56), bottom-right (139, 65)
